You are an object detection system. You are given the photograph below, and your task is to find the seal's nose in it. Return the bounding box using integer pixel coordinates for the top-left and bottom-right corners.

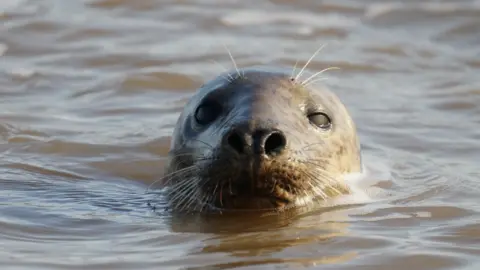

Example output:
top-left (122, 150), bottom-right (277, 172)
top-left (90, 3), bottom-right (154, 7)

top-left (225, 128), bottom-right (287, 157)
top-left (261, 130), bottom-right (287, 156)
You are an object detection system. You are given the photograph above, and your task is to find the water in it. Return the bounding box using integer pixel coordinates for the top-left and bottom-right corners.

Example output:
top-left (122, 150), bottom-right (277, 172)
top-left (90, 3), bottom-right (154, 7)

top-left (1, 0), bottom-right (479, 269)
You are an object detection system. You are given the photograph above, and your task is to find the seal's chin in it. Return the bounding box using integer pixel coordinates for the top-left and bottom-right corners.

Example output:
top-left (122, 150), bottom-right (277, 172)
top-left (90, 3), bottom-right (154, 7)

top-left (213, 193), bottom-right (293, 211)
top-left (205, 180), bottom-right (299, 211)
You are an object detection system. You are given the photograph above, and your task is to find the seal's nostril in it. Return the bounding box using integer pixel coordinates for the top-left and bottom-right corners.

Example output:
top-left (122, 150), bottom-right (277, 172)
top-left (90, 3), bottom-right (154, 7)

top-left (227, 131), bottom-right (244, 154)
top-left (264, 131), bottom-right (287, 156)
top-left (226, 128), bottom-right (286, 156)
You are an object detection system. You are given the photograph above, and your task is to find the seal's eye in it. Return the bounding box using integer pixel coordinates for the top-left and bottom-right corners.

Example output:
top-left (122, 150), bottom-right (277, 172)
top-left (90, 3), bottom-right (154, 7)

top-left (308, 112), bottom-right (331, 129)
top-left (194, 102), bottom-right (221, 125)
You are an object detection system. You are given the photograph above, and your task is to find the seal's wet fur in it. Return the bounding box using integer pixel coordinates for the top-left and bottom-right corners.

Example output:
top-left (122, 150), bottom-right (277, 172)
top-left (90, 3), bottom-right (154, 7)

top-left (162, 66), bottom-right (362, 212)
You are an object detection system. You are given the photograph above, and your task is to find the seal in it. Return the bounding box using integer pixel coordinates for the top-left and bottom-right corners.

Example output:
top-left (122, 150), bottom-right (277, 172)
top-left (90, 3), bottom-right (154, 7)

top-left (161, 65), bottom-right (362, 213)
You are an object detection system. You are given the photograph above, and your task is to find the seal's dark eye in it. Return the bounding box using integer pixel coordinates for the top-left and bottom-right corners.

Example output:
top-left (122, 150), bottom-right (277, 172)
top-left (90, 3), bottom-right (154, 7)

top-left (194, 102), bottom-right (221, 125)
top-left (308, 112), bottom-right (331, 129)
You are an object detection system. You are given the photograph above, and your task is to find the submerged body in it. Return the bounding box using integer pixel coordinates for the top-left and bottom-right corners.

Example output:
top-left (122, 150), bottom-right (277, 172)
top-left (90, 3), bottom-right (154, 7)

top-left (162, 66), bottom-right (362, 212)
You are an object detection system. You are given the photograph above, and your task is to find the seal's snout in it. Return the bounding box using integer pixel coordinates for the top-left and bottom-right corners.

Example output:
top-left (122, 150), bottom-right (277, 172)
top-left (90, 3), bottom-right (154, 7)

top-left (224, 126), bottom-right (287, 157)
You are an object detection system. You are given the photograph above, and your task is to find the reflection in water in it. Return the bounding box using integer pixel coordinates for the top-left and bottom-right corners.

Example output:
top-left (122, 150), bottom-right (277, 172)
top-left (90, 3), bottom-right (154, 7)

top-left (1, 0), bottom-right (480, 269)
top-left (166, 207), bottom-right (357, 268)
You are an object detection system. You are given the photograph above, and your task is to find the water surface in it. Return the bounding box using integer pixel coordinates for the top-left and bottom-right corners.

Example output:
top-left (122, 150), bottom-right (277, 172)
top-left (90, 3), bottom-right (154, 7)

top-left (1, 0), bottom-right (479, 269)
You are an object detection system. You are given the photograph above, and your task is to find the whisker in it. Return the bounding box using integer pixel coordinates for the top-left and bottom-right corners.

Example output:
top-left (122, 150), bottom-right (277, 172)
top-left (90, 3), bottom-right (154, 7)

top-left (164, 154), bottom-right (204, 161)
top-left (184, 188), bottom-right (202, 213)
top-left (295, 44), bottom-right (327, 82)
top-left (300, 168), bottom-right (329, 198)
top-left (291, 59), bottom-right (299, 80)
top-left (301, 66), bottom-right (340, 86)
top-left (167, 176), bottom-right (198, 199)
top-left (307, 181), bottom-right (327, 200)
top-left (197, 176), bottom-right (223, 212)
top-left (191, 180), bottom-right (216, 213)
top-left (174, 180), bottom-right (199, 212)
top-left (197, 190), bottom-right (213, 213)
top-left (167, 148), bottom-right (212, 159)
top-left (298, 160), bottom-right (339, 175)
top-left (296, 160), bottom-right (347, 198)
top-left (145, 165), bottom-right (198, 193)
top-left (301, 142), bottom-right (327, 151)
top-left (303, 77), bottom-right (328, 87)
top-left (209, 59), bottom-right (234, 82)
top-left (314, 172), bottom-right (346, 196)
top-left (223, 43), bottom-right (242, 79)
top-left (219, 183), bottom-right (224, 207)
top-left (189, 139), bottom-right (214, 150)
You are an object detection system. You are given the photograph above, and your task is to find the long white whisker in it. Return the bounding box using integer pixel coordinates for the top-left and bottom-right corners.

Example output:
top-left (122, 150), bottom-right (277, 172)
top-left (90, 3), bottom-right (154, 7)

top-left (187, 177), bottom-right (214, 213)
top-left (295, 44), bottom-right (327, 81)
top-left (303, 169), bottom-right (329, 198)
top-left (297, 160), bottom-right (348, 200)
top-left (304, 77), bottom-right (329, 87)
top-left (146, 165), bottom-right (197, 192)
top-left (184, 188), bottom-right (202, 213)
top-left (167, 178), bottom-right (198, 201)
top-left (223, 43), bottom-right (241, 78)
top-left (195, 191), bottom-right (210, 213)
top-left (209, 59), bottom-right (234, 82)
top-left (175, 180), bottom-right (199, 212)
top-left (301, 67), bottom-right (340, 86)
top-left (308, 181), bottom-right (327, 200)
top-left (291, 59), bottom-right (299, 79)
top-left (167, 172), bottom-right (199, 195)
top-left (190, 139), bottom-right (214, 150)
top-left (313, 170), bottom-right (346, 196)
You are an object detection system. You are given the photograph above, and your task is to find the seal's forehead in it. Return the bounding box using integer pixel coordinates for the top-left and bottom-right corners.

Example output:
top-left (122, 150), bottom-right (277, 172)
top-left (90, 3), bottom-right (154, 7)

top-left (231, 66), bottom-right (293, 79)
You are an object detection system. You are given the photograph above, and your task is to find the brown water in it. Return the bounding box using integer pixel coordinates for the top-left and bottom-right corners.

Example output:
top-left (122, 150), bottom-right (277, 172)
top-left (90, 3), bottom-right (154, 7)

top-left (1, 0), bottom-right (479, 269)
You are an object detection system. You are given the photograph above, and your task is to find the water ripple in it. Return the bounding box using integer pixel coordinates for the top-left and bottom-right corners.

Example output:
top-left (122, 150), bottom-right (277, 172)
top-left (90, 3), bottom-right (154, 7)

top-left (0, 0), bottom-right (479, 269)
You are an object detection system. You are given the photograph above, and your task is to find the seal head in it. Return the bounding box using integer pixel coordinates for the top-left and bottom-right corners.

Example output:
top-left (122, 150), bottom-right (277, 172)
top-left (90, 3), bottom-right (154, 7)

top-left (163, 66), bottom-right (362, 212)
